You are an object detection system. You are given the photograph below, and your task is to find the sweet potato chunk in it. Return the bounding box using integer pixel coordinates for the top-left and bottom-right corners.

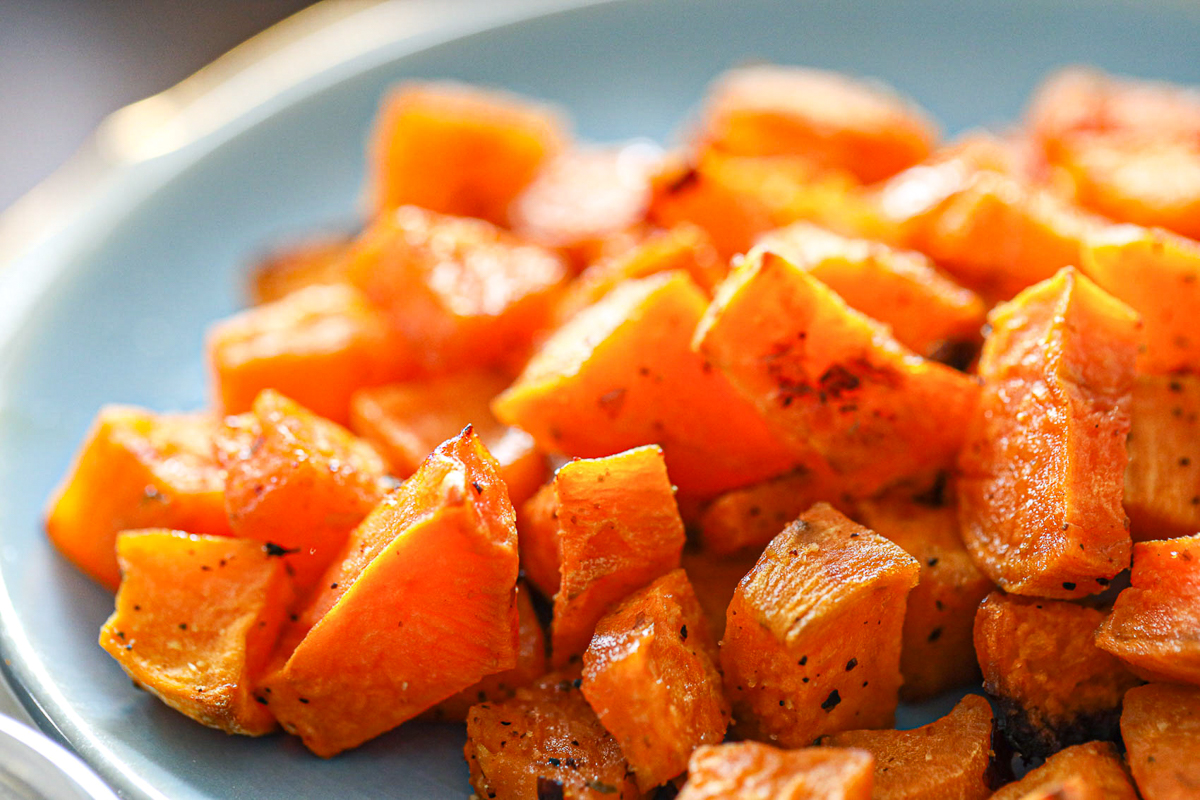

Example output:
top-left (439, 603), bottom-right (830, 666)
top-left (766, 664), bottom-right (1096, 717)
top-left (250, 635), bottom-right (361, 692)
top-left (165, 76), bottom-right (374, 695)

top-left (698, 65), bottom-right (938, 183)
top-left (1124, 375), bottom-right (1200, 541)
top-left (248, 234), bottom-right (351, 305)
top-left (1121, 683), bottom-right (1200, 800)
top-left (516, 482), bottom-right (561, 600)
top-left (582, 569), bottom-right (729, 791)
top-left (262, 428), bottom-right (519, 756)
top-left (754, 222), bottom-right (986, 359)
top-left (344, 205), bottom-right (568, 375)
top-left (349, 371), bottom-right (545, 508)
top-left (493, 270), bottom-right (800, 498)
top-left (465, 672), bottom-right (639, 800)
top-left (974, 592), bottom-right (1141, 758)
top-left (206, 284), bottom-right (401, 425)
top-left (46, 407), bottom-right (231, 591)
top-left (681, 549), bottom-right (759, 641)
top-left (99, 531), bottom-right (292, 736)
top-left (959, 268), bottom-right (1139, 598)
top-left (854, 484), bottom-right (993, 700)
top-left (545, 446), bottom-right (686, 666)
top-left (721, 503), bottom-right (919, 747)
top-left (368, 81), bottom-right (567, 224)
top-left (1096, 535), bottom-right (1200, 685)
top-left (217, 390), bottom-right (392, 598)
top-left (988, 742), bottom-right (1137, 800)
top-left (1081, 224), bottom-right (1200, 375)
top-left (678, 742), bottom-right (874, 800)
top-left (816, 695), bottom-right (994, 800)
top-left (695, 249), bottom-right (979, 496)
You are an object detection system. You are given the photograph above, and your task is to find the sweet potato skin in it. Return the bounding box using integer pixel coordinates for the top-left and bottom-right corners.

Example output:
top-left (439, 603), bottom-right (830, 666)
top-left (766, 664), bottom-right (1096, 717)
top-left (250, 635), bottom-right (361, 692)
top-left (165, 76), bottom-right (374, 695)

top-left (678, 742), bottom-right (875, 800)
top-left (958, 267), bottom-right (1139, 598)
top-left (721, 503), bottom-right (920, 747)
top-left (1121, 683), bottom-right (1200, 800)
top-left (987, 742), bottom-right (1137, 800)
top-left (1124, 375), bottom-right (1200, 542)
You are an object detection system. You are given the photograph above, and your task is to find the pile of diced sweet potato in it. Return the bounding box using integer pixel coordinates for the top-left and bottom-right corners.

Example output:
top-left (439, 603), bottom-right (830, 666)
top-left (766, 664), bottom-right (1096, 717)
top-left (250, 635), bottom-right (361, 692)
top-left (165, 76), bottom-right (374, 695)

top-left (45, 64), bottom-right (1200, 798)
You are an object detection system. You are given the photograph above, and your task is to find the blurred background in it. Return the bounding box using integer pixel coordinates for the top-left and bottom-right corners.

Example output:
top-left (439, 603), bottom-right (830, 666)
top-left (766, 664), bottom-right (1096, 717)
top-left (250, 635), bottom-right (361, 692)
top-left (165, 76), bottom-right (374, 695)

top-left (0, 0), bottom-right (319, 212)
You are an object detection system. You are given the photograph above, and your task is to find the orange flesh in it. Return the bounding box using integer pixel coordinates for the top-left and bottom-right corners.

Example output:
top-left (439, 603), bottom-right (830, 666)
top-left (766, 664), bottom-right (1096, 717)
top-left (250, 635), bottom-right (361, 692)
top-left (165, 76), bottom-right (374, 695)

top-left (987, 742), bottom-right (1137, 800)
top-left (678, 742), bottom-right (875, 800)
top-left (1121, 683), bottom-right (1200, 800)
top-left (680, 549), bottom-right (759, 641)
top-left (516, 482), bottom-right (561, 599)
top-left (248, 234), bottom-right (352, 305)
top-left (1124, 374), bottom-right (1200, 541)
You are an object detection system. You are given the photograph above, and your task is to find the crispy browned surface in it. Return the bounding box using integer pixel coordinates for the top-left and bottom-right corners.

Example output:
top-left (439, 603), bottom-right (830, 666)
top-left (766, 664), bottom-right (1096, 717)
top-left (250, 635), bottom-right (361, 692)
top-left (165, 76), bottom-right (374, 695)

top-left (582, 569), bottom-right (728, 791)
top-left (679, 742), bottom-right (874, 800)
top-left (974, 592), bottom-right (1141, 758)
top-left (1124, 375), bottom-right (1200, 541)
top-left (465, 672), bottom-right (639, 800)
top-left (818, 695), bottom-right (994, 800)
top-left (958, 268), bottom-right (1139, 598)
top-left (987, 742), bottom-right (1137, 800)
top-left (99, 531), bottom-right (292, 736)
top-left (1121, 683), bottom-right (1200, 800)
top-left (1096, 535), bottom-right (1200, 685)
top-left (721, 503), bottom-right (919, 747)
top-left (248, 234), bottom-right (352, 305)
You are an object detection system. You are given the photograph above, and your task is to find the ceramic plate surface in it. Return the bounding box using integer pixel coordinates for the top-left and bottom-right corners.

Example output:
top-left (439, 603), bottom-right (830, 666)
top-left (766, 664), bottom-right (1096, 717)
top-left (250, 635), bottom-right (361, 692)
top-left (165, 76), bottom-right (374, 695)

top-left (2, 0), bottom-right (1199, 797)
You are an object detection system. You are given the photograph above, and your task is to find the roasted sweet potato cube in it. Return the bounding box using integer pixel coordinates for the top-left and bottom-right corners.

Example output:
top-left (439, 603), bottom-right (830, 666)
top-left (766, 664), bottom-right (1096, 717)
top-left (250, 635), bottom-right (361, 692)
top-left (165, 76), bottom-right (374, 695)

top-left (678, 742), bottom-right (874, 800)
top-left (753, 222), bottom-right (985, 359)
top-left (721, 503), bottom-right (919, 747)
top-left (681, 549), bottom-right (759, 641)
top-left (349, 371), bottom-right (545, 508)
top-left (988, 742), bottom-right (1137, 800)
top-left (1096, 535), bottom-right (1200, 685)
top-left (1124, 375), bottom-right (1200, 541)
top-left (99, 531), bottom-right (293, 736)
top-left (344, 205), bottom-right (568, 375)
top-left (368, 81), bottom-right (567, 224)
top-left (262, 428), bottom-right (519, 756)
top-left (217, 390), bottom-right (392, 598)
top-left (959, 268), bottom-right (1139, 598)
top-left (695, 249), bottom-right (979, 496)
top-left (508, 145), bottom-right (659, 268)
top-left (492, 270), bottom-right (801, 498)
top-left (1121, 683), bottom-right (1200, 800)
top-left (547, 445), bottom-right (686, 666)
top-left (1081, 224), bottom-right (1200, 375)
top-left (816, 695), bottom-right (994, 800)
top-left (974, 592), bottom-right (1141, 758)
top-left (427, 582), bottom-right (545, 721)
top-left (698, 65), bottom-right (938, 183)
top-left (206, 284), bottom-right (402, 426)
top-left (465, 672), bottom-right (639, 800)
top-left (517, 482), bottom-right (561, 600)
top-left (248, 234), bottom-right (352, 305)
top-left (46, 407), bottom-right (231, 591)
top-left (582, 569), bottom-right (728, 791)
top-left (853, 485), bottom-right (993, 700)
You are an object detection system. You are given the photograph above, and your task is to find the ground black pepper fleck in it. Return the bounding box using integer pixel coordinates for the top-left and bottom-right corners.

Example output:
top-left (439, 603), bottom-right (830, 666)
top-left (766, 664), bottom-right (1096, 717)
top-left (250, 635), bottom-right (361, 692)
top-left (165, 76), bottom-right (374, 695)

top-left (821, 690), bottom-right (841, 711)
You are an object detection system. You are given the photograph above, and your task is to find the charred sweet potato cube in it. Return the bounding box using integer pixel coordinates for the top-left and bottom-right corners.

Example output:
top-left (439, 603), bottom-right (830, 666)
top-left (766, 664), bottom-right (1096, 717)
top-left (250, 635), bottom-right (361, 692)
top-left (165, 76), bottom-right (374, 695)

top-left (816, 694), bottom-right (994, 800)
top-left (1096, 534), bottom-right (1200, 685)
top-left (46, 407), bottom-right (231, 591)
top-left (248, 234), bottom-right (352, 305)
top-left (545, 445), bottom-right (686, 666)
top-left (349, 371), bottom-right (545, 508)
top-left (974, 592), bottom-right (1141, 758)
top-left (681, 549), bottom-right (759, 641)
top-left (853, 485), bottom-right (993, 700)
top-left (694, 248), bottom-right (979, 496)
top-left (1124, 374), bottom-right (1200, 541)
top-left (958, 268), bottom-right (1139, 598)
top-left (1121, 683), bottom-right (1200, 800)
top-left (988, 742), bottom-right (1137, 800)
top-left (698, 65), bottom-right (938, 183)
top-left (262, 428), bottom-right (520, 756)
top-left (206, 284), bottom-right (402, 426)
top-left (465, 672), bottom-right (639, 800)
top-left (99, 531), bottom-right (292, 735)
top-left (492, 270), bottom-right (801, 499)
top-left (1081, 224), bottom-right (1200, 375)
top-left (368, 81), bottom-right (567, 224)
top-left (582, 569), bottom-right (728, 791)
top-left (508, 145), bottom-right (659, 268)
top-left (753, 222), bottom-right (986, 359)
top-left (216, 390), bottom-right (392, 598)
top-left (721, 503), bottom-right (919, 747)
top-left (678, 742), bottom-right (874, 800)
top-left (428, 582), bottom-right (545, 721)
top-left (344, 205), bottom-right (568, 375)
